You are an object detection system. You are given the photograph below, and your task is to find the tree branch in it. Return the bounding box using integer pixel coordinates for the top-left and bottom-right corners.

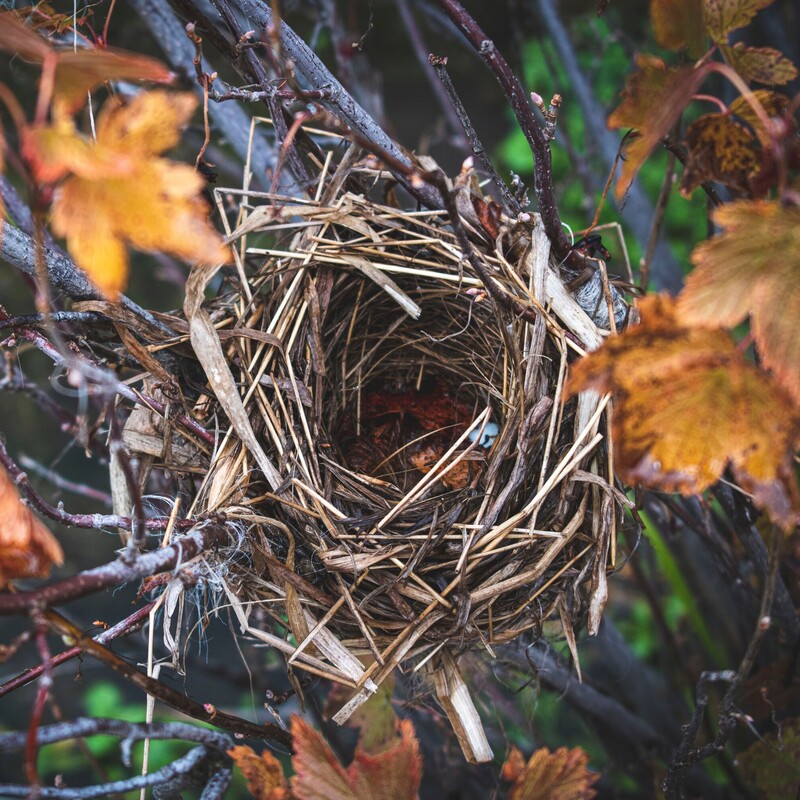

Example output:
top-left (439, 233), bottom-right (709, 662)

top-left (0, 603), bottom-right (156, 699)
top-left (233, 0), bottom-right (444, 209)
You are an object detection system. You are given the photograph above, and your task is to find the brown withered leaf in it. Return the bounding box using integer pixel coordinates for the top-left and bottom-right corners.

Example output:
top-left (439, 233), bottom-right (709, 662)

top-left (723, 42), bottom-right (798, 85)
top-left (703, 0), bottom-right (774, 44)
top-left (679, 200), bottom-right (800, 404)
top-left (24, 91), bottom-right (231, 298)
top-left (0, 466), bottom-right (63, 587)
top-left (607, 56), bottom-right (708, 200)
top-left (409, 445), bottom-right (473, 490)
top-left (290, 716), bottom-right (422, 800)
top-left (568, 295), bottom-right (800, 530)
top-left (679, 112), bottom-right (758, 196)
top-left (15, 3), bottom-right (87, 34)
top-left (228, 745), bottom-right (291, 800)
top-left (729, 90), bottom-right (790, 145)
top-left (502, 746), bottom-right (599, 800)
top-left (651, 0), bottom-right (706, 57)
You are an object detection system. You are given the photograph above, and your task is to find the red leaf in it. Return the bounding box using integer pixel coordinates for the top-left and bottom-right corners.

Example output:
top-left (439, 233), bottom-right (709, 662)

top-left (290, 716), bottom-right (422, 800)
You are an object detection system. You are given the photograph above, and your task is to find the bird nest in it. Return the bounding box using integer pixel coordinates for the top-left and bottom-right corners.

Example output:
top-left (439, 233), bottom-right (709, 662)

top-left (125, 142), bottom-right (628, 761)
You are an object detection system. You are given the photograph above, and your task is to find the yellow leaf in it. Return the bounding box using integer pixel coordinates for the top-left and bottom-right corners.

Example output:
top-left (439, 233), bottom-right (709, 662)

top-left (0, 466), bottom-right (63, 588)
top-left (568, 295), bottom-right (800, 530)
top-left (703, 0), bottom-right (774, 43)
top-left (679, 113), bottom-right (758, 196)
top-left (25, 90), bottom-right (231, 299)
top-left (680, 200), bottom-right (800, 404)
top-left (503, 746), bottom-right (599, 800)
top-left (723, 42), bottom-right (798, 85)
top-left (650, 0), bottom-right (706, 57)
top-left (607, 56), bottom-right (707, 201)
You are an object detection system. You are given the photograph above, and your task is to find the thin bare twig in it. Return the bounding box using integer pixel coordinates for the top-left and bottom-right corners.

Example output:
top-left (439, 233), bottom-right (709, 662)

top-left (39, 611), bottom-right (292, 746)
top-left (428, 54), bottom-right (521, 213)
top-left (641, 145), bottom-right (676, 290)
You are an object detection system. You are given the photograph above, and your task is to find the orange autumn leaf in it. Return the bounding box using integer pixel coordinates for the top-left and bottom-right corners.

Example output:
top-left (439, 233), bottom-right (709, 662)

top-left (0, 11), bottom-right (52, 62)
top-left (0, 12), bottom-right (173, 114)
top-left (502, 746), bottom-right (599, 800)
top-left (703, 0), bottom-right (775, 43)
top-left (679, 113), bottom-right (758, 196)
top-left (24, 90), bottom-right (231, 299)
top-left (723, 42), bottom-right (798, 85)
top-left (0, 466), bottom-right (63, 587)
top-left (290, 715), bottom-right (422, 800)
top-left (568, 295), bottom-right (800, 529)
top-left (679, 200), bottom-right (800, 404)
top-left (650, 0), bottom-right (706, 57)
top-left (502, 746), bottom-right (527, 783)
top-left (607, 56), bottom-right (708, 201)
top-left (54, 49), bottom-right (176, 115)
top-left (228, 745), bottom-right (291, 800)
